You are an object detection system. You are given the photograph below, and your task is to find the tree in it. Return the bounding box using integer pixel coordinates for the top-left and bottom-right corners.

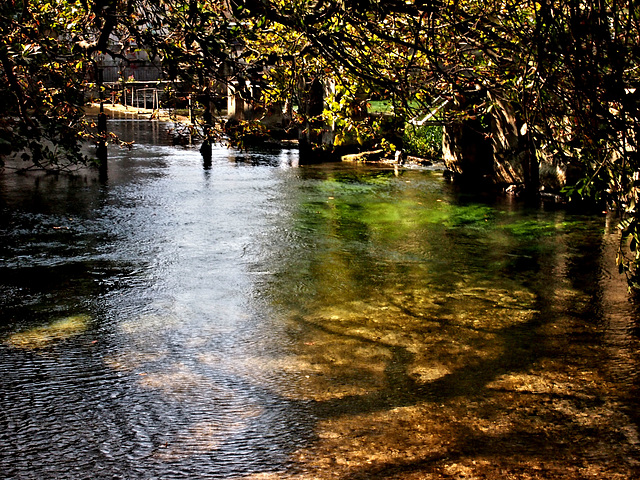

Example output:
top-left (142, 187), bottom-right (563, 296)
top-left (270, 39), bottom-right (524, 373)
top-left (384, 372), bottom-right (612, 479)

top-left (2, 1), bottom-right (640, 283)
top-left (160, 0), bottom-right (640, 284)
top-left (0, 0), bottom-right (95, 168)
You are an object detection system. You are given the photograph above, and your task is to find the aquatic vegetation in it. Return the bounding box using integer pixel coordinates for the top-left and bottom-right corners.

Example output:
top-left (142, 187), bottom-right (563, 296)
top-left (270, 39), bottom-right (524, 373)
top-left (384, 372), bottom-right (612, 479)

top-left (498, 219), bottom-right (575, 238)
top-left (4, 314), bottom-right (89, 349)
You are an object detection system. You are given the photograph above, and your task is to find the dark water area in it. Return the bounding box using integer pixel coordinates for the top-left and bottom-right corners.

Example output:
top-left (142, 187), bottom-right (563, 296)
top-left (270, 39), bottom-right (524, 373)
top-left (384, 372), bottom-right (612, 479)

top-left (0, 120), bottom-right (639, 479)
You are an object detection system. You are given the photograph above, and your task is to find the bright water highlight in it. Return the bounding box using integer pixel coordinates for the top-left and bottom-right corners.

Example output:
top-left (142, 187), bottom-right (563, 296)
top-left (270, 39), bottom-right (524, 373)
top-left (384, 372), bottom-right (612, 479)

top-left (0, 120), bottom-right (639, 479)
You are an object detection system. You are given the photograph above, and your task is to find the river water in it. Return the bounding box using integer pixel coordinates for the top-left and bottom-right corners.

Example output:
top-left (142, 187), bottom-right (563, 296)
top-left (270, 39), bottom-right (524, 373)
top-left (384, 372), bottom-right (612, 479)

top-left (0, 120), bottom-right (639, 479)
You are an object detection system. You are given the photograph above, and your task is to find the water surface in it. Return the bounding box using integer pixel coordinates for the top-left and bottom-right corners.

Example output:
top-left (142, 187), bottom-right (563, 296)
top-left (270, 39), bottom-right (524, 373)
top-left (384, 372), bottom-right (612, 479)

top-left (1, 120), bottom-right (639, 479)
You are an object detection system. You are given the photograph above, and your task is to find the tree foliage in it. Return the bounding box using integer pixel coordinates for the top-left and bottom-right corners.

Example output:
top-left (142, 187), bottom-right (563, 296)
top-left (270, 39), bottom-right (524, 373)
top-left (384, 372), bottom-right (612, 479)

top-left (0, 0), bottom-right (93, 167)
top-left (1, 1), bottom-right (640, 283)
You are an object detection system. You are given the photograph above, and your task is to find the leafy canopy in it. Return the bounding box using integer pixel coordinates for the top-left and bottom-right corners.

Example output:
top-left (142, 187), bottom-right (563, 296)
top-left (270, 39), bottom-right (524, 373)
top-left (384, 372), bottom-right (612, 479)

top-left (2, 1), bottom-right (640, 282)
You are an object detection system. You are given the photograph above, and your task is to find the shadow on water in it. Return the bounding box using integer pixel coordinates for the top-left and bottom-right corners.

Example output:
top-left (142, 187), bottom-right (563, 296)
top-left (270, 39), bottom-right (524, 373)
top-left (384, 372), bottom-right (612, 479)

top-left (0, 121), bottom-right (639, 479)
top-left (247, 166), bottom-right (640, 478)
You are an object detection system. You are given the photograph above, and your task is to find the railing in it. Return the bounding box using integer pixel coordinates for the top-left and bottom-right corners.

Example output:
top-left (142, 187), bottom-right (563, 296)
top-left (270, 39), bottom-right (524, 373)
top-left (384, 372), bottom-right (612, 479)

top-left (100, 65), bottom-right (163, 83)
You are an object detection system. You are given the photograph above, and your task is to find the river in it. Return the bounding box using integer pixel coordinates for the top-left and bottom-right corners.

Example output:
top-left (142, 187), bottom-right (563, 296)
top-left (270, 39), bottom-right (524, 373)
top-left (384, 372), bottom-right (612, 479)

top-left (0, 120), bottom-right (639, 479)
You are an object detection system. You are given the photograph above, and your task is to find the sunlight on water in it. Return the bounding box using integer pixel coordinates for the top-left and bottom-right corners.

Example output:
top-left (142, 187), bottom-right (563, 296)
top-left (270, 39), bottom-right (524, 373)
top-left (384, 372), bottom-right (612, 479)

top-left (0, 121), bottom-right (638, 479)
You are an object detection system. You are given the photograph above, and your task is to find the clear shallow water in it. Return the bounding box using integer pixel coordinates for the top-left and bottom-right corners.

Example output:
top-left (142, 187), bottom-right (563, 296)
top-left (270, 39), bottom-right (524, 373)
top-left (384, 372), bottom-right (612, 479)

top-left (0, 120), bottom-right (639, 479)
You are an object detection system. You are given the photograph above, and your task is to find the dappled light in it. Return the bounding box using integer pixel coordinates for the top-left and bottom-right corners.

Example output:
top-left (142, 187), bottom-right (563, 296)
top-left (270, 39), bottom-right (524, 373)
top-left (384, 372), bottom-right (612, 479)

top-left (0, 125), bottom-right (638, 479)
top-left (1, 0), bottom-right (640, 476)
top-left (4, 315), bottom-right (90, 350)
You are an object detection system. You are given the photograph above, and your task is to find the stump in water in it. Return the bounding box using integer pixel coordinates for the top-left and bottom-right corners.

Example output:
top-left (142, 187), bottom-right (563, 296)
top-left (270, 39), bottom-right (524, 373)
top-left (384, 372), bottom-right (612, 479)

top-left (200, 139), bottom-right (212, 169)
top-left (97, 106), bottom-right (108, 179)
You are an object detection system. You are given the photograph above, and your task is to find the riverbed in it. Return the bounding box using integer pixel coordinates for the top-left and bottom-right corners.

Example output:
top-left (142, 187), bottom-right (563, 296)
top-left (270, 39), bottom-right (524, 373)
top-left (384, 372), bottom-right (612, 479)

top-left (0, 120), bottom-right (639, 479)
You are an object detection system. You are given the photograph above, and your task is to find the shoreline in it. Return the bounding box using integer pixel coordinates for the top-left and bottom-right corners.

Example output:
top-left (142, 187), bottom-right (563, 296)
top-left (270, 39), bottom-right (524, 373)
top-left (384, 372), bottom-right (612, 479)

top-left (84, 102), bottom-right (191, 124)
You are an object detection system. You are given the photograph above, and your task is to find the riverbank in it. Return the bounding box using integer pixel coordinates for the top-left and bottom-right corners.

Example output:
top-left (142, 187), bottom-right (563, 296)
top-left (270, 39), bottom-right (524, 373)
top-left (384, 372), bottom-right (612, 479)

top-left (84, 102), bottom-right (191, 124)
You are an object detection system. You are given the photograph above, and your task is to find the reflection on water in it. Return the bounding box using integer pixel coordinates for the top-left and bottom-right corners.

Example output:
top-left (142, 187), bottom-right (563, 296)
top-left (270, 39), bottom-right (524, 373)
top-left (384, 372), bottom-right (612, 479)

top-left (0, 120), bottom-right (639, 479)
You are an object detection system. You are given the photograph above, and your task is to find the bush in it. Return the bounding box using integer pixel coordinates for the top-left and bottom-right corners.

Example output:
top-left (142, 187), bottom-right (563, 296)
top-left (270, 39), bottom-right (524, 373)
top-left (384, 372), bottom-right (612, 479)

top-left (403, 124), bottom-right (443, 159)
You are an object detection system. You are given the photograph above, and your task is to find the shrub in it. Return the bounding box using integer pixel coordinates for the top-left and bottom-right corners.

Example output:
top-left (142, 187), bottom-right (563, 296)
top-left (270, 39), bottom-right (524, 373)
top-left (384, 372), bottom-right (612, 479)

top-left (403, 124), bottom-right (443, 159)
